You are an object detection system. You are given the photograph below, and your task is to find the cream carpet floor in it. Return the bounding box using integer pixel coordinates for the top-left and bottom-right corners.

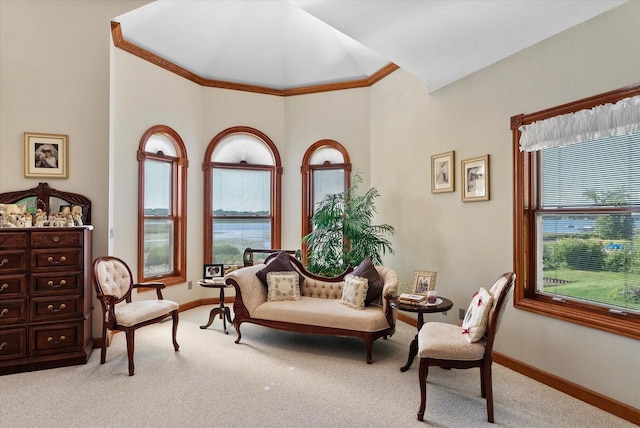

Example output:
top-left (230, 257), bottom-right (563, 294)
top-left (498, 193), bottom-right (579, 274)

top-left (0, 306), bottom-right (634, 428)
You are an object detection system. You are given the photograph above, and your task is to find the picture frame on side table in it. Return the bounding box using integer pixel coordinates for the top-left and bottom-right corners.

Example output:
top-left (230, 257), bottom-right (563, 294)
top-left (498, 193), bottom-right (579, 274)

top-left (203, 264), bottom-right (224, 279)
top-left (412, 270), bottom-right (438, 295)
top-left (24, 132), bottom-right (69, 179)
top-left (431, 150), bottom-right (455, 193)
top-left (461, 154), bottom-right (489, 202)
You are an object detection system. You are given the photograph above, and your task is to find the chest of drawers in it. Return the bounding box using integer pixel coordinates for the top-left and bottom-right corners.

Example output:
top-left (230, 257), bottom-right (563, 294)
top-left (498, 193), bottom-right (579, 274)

top-left (0, 227), bottom-right (93, 374)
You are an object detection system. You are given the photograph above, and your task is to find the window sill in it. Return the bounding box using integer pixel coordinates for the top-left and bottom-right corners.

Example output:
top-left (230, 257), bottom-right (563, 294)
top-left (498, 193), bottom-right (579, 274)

top-left (514, 295), bottom-right (639, 341)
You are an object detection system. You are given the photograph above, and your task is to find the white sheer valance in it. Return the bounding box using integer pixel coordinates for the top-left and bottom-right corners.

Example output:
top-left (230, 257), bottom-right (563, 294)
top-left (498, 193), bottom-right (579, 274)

top-left (518, 95), bottom-right (640, 152)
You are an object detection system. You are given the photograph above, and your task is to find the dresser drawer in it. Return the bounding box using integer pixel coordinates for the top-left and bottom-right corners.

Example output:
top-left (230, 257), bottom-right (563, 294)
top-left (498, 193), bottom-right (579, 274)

top-left (0, 232), bottom-right (28, 248)
top-left (0, 250), bottom-right (27, 274)
top-left (0, 327), bottom-right (27, 361)
top-left (30, 296), bottom-right (83, 322)
top-left (0, 299), bottom-right (27, 326)
top-left (31, 248), bottom-right (83, 271)
top-left (30, 323), bottom-right (81, 356)
top-left (31, 272), bottom-right (82, 295)
top-left (31, 230), bottom-right (82, 248)
top-left (0, 275), bottom-right (27, 298)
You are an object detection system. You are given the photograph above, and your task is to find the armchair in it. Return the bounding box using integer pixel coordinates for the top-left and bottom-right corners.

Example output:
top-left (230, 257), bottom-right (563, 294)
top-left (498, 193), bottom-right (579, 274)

top-left (92, 256), bottom-right (179, 376)
top-left (416, 272), bottom-right (515, 423)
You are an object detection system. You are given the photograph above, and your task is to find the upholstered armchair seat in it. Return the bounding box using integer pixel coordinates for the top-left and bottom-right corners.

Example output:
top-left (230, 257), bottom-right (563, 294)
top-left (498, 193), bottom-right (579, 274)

top-left (418, 323), bottom-right (486, 361)
top-left (112, 300), bottom-right (179, 327)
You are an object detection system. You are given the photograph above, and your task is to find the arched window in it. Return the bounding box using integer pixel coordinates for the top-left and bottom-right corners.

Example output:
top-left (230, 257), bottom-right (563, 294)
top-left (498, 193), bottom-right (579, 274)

top-left (301, 140), bottom-right (351, 250)
top-left (204, 126), bottom-right (282, 265)
top-left (137, 125), bottom-right (188, 285)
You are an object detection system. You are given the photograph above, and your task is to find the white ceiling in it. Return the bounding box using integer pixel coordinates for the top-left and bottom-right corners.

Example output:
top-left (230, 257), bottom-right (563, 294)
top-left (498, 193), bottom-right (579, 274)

top-left (114, 0), bottom-right (627, 93)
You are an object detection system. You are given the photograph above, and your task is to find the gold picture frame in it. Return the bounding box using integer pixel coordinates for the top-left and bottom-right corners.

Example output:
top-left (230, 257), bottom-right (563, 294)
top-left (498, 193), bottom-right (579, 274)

top-left (24, 132), bottom-right (69, 179)
top-left (461, 154), bottom-right (489, 202)
top-left (431, 150), bottom-right (455, 193)
top-left (412, 270), bottom-right (437, 295)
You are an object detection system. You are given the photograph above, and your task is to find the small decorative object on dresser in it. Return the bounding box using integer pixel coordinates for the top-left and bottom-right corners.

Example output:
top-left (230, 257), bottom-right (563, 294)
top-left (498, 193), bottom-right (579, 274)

top-left (0, 185), bottom-right (93, 375)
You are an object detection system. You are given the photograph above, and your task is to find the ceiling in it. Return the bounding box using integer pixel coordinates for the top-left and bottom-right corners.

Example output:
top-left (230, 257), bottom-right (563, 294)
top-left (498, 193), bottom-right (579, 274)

top-left (114, 0), bottom-right (627, 93)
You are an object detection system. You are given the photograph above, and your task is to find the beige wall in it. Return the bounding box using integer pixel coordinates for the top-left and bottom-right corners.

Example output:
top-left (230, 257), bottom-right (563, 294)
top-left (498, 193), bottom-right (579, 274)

top-left (1, 0), bottom-right (639, 412)
top-left (370, 1), bottom-right (640, 409)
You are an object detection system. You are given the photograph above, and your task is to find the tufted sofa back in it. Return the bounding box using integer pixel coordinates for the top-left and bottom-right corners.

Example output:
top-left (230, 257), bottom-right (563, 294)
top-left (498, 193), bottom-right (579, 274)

top-left (299, 276), bottom-right (344, 298)
top-left (93, 257), bottom-right (133, 301)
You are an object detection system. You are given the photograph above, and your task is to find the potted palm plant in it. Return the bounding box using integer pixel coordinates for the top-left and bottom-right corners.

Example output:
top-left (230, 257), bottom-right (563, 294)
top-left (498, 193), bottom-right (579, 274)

top-left (302, 174), bottom-right (395, 276)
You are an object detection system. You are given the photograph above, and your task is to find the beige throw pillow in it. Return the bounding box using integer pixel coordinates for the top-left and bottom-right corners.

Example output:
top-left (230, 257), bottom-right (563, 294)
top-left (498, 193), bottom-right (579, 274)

top-left (340, 274), bottom-right (369, 310)
top-left (266, 271), bottom-right (301, 302)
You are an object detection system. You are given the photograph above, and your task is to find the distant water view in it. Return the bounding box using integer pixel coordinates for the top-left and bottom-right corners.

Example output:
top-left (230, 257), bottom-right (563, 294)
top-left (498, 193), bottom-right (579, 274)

top-left (542, 216), bottom-right (640, 235)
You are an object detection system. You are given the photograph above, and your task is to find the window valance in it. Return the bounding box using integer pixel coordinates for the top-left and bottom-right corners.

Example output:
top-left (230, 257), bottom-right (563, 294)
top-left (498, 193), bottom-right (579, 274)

top-left (518, 94), bottom-right (640, 152)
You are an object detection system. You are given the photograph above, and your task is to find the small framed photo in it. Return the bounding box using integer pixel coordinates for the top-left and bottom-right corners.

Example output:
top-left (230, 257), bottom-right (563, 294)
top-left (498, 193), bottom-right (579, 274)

top-left (24, 132), bottom-right (69, 179)
top-left (412, 270), bottom-right (437, 295)
top-left (431, 150), bottom-right (454, 193)
top-left (461, 154), bottom-right (490, 202)
top-left (203, 264), bottom-right (224, 279)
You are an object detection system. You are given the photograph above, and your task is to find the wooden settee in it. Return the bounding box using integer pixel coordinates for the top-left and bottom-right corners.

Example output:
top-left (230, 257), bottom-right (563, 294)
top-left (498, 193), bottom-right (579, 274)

top-left (226, 253), bottom-right (398, 363)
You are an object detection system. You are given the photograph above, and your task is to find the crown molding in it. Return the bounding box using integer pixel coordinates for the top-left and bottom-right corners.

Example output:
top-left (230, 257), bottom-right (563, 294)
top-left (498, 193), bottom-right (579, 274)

top-left (111, 21), bottom-right (398, 97)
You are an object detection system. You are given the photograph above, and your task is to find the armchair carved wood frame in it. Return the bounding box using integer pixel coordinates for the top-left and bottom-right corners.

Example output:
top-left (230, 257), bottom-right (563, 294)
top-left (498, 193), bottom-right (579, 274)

top-left (92, 256), bottom-right (179, 376)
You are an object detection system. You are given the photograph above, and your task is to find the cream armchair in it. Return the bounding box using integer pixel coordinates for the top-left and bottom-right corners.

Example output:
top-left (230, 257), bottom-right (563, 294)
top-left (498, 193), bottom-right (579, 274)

top-left (92, 256), bottom-right (179, 376)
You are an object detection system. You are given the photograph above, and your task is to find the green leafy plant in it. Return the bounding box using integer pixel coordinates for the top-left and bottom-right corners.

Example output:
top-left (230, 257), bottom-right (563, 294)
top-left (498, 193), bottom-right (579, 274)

top-left (302, 174), bottom-right (394, 276)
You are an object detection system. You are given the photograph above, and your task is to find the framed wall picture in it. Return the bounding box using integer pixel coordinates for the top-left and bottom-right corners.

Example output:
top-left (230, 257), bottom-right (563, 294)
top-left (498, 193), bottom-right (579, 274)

top-left (24, 132), bottom-right (69, 179)
top-left (412, 270), bottom-right (437, 295)
top-left (461, 154), bottom-right (490, 202)
top-left (431, 150), bottom-right (454, 193)
top-left (203, 263), bottom-right (224, 279)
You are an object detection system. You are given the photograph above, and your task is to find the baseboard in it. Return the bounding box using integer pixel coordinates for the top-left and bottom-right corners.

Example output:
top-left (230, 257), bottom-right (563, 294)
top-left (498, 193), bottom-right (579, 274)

top-left (493, 352), bottom-right (640, 425)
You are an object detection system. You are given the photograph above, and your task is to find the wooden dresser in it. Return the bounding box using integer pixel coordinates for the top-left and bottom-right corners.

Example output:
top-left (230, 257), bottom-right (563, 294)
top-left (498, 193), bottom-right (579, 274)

top-left (0, 227), bottom-right (93, 374)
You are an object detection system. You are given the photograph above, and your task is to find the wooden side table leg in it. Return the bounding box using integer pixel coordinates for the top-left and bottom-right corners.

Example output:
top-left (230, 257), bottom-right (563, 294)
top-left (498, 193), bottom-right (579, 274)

top-left (401, 313), bottom-right (424, 372)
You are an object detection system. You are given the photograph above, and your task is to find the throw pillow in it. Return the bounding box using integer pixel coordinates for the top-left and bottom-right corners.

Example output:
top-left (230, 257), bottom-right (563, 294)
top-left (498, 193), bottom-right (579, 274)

top-left (340, 274), bottom-right (369, 310)
top-left (266, 271), bottom-right (301, 302)
top-left (461, 287), bottom-right (494, 343)
top-left (256, 251), bottom-right (304, 287)
top-left (352, 256), bottom-right (384, 306)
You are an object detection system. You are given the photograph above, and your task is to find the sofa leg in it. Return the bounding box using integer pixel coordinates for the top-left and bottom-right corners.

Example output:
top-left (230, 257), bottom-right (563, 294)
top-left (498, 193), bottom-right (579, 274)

top-left (365, 337), bottom-right (373, 364)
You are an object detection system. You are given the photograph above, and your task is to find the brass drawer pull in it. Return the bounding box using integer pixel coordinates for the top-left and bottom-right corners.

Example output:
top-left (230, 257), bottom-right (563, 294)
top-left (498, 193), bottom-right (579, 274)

top-left (53, 236), bottom-right (60, 242)
top-left (0, 341), bottom-right (7, 351)
top-left (47, 280), bottom-right (67, 288)
top-left (0, 308), bottom-right (8, 317)
top-left (0, 283), bottom-right (8, 292)
top-left (0, 258), bottom-right (8, 267)
top-left (47, 303), bottom-right (66, 312)
top-left (47, 256), bottom-right (67, 264)
top-left (47, 336), bottom-right (66, 344)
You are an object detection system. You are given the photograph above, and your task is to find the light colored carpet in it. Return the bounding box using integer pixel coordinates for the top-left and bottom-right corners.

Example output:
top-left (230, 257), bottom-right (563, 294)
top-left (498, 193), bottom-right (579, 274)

top-left (0, 306), bottom-right (634, 428)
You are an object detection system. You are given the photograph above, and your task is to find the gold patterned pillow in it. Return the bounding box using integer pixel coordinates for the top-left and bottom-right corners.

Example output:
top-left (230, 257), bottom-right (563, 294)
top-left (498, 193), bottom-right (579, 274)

top-left (266, 271), bottom-right (301, 302)
top-left (340, 274), bottom-right (369, 310)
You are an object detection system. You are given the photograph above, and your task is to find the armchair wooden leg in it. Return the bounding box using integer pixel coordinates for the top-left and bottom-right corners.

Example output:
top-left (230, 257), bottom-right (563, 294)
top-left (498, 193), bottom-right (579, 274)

top-left (171, 311), bottom-right (180, 351)
top-left (100, 324), bottom-right (108, 364)
top-left (484, 362), bottom-right (494, 423)
top-left (126, 328), bottom-right (135, 376)
top-left (417, 359), bottom-right (429, 421)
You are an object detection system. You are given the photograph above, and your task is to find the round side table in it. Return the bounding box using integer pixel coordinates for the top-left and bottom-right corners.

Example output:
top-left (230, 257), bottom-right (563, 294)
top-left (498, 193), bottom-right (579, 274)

top-left (198, 278), bottom-right (233, 334)
top-left (392, 297), bottom-right (453, 372)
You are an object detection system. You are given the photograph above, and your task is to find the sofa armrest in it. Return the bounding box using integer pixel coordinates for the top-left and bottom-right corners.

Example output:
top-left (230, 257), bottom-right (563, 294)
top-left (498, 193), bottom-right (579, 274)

top-left (226, 264), bottom-right (268, 315)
